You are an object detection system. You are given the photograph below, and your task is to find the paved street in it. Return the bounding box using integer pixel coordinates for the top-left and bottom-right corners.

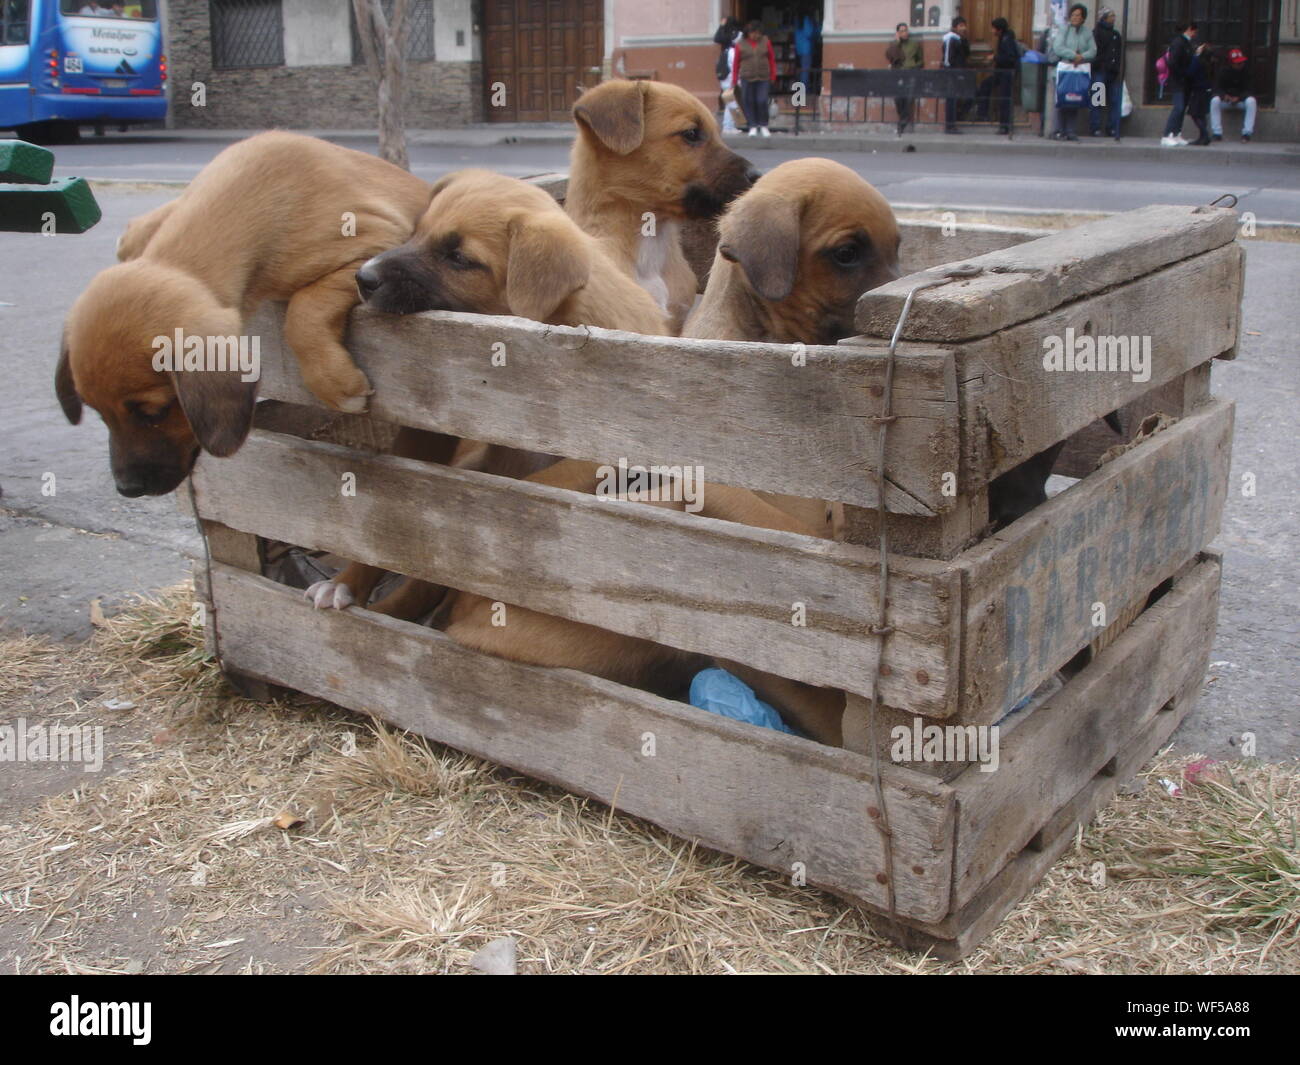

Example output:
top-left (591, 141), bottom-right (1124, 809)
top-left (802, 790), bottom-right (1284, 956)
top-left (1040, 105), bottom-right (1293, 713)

top-left (1, 135), bottom-right (1296, 761)
top-left (40, 128), bottom-right (1300, 223)
top-left (35, 127), bottom-right (1300, 222)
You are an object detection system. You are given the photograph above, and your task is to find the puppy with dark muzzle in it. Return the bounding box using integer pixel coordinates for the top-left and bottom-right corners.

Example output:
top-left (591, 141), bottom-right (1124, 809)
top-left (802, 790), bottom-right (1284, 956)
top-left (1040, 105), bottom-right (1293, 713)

top-left (565, 79), bottom-right (759, 333)
top-left (684, 157), bottom-right (902, 346)
top-left (308, 169), bottom-right (669, 614)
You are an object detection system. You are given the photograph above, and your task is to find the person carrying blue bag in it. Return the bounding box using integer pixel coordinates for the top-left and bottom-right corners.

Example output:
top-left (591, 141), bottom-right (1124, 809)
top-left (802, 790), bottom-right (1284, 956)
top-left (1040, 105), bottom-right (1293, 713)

top-left (1052, 3), bottom-right (1096, 141)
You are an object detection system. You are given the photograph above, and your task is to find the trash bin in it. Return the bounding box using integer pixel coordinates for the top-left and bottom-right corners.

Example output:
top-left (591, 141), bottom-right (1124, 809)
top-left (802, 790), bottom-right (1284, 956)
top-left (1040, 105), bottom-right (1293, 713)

top-left (1020, 54), bottom-right (1045, 113)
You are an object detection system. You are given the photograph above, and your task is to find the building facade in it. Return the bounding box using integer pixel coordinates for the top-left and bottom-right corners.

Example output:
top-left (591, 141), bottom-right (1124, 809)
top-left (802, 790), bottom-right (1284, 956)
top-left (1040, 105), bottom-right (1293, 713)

top-left (162, 1), bottom-right (1297, 138)
top-left (166, 0), bottom-right (481, 128)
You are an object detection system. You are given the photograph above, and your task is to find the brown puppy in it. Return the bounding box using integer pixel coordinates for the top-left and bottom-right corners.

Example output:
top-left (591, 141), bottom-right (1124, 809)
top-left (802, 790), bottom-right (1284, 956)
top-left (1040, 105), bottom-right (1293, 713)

top-left (680, 158), bottom-right (905, 742)
top-left (566, 79), bottom-right (758, 333)
top-left (115, 199), bottom-right (178, 261)
top-left (309, 169), bottom-right (669, 612)
top-left (354, 168), bottom-right (666, 334)
top-left (684, 157), bottom-right (901, 346)
top-left (56, 131), bottom-right (431, 497)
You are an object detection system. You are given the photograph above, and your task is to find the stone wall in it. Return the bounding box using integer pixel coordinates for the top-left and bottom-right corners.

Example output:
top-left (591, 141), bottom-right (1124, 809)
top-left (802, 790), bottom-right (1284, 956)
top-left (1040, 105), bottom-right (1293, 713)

top-left (166, 0), bottom-right (481, 129)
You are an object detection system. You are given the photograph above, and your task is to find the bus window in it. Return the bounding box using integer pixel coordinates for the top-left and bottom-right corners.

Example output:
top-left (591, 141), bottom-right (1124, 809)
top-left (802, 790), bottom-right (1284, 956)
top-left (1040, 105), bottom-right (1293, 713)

top-left (63, 1), bottom-right (158, 18)
top-left (3, 0), bottom-right (29, 44)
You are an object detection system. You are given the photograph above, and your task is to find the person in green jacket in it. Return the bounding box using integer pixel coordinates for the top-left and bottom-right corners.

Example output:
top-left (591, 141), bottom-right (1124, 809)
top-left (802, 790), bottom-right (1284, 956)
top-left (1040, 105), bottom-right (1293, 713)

top-left (1052, 3), bottom-right (1097, 141)
top-left (885, 22), bottom-right (923, 135)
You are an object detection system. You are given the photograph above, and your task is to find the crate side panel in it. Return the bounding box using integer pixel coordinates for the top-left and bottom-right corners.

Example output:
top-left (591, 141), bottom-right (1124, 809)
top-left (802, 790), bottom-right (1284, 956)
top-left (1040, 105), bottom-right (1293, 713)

top-left (208, 564), bottom-right (957, 922)
top-left (247, 304), bottom-right (959, 514)
top-left (953, 555), bottom-right (1221, 908)
top-left (191, 429), bottom-right (962, 715)
top-left (959, 399), bottom-right (1233, 724)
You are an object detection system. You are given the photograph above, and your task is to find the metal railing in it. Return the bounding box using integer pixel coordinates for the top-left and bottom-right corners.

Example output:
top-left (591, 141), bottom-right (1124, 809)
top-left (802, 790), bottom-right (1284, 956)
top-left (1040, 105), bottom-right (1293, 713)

top-left (773, 66), bottom-right (1032, 136)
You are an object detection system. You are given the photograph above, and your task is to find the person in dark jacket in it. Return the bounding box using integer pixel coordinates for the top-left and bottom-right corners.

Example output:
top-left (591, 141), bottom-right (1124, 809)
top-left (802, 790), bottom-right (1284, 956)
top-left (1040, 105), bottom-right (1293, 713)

top-left (1185, 41), bottom-right (1213, 145)
top-left (1211, 48), bottom-right (1257, 141)
top-left (1161, 20), bottom-right (1198, 144)
top-left (714, 16), bottom-right (743, 133)
top-left (1089, 7), bottom-right (1123, 139)
top-left (975, 17), bottom-right (1018, 134)
top-left (942, 16), bottom-right (971, 133)
top-left (885, 22), bottom-right (923, 134)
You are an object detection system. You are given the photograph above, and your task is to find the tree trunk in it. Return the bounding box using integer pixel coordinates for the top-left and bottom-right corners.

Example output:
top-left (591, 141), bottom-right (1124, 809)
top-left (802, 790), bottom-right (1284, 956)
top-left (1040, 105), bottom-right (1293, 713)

top-left (353, 0), bottom-right (411, 171)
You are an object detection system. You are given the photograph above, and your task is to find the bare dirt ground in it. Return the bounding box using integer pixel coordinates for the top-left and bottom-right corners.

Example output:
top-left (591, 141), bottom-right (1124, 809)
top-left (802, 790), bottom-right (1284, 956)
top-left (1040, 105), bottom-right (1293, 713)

top-left (1, 588), bottom-right (1295, 975)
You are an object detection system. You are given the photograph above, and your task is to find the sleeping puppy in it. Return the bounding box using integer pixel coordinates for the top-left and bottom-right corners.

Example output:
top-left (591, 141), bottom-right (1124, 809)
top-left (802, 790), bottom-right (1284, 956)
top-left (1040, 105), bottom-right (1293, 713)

top-left (566, 79), bottom-right (759, 332)
top-left (56, 131), bottom-right (431, 497)
top-left (355, 168), bottom-right (666, 334)
top-left (685, 157), bottom-right (902, 345)
top-left (309, 169), bottom-right (669, 613)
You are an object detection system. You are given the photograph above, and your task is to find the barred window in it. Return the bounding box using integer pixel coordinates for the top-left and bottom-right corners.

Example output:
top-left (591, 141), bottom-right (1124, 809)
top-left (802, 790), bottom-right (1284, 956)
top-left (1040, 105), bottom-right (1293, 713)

top-left (351, 0), bottom-right (434, 64)
top-left (210, 0), bottom-right (284, 69)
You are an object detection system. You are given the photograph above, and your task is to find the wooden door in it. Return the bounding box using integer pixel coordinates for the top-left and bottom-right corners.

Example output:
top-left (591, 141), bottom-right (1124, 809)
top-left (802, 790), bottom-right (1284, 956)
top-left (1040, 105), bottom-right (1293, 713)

top-left (962, 0), bottom-right (1034, 48)
top-left (482, 0), bottom-right (604, 122)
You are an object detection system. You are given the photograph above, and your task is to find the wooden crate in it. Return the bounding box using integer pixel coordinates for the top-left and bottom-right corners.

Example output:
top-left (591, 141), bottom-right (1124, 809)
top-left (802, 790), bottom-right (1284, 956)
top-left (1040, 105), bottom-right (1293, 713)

top-left (187, 202), bottom-right (1240, 957)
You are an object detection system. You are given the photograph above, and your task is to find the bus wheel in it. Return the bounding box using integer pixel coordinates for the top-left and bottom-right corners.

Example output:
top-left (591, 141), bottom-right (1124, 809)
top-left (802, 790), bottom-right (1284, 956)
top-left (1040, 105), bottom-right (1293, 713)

top-left (15, 120), bottom-right (82, 145)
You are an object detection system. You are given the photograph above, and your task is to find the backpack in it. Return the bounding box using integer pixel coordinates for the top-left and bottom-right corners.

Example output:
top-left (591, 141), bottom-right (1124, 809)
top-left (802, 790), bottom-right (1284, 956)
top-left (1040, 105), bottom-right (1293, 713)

top-left (1155, 49), bottom-right (1170, 87)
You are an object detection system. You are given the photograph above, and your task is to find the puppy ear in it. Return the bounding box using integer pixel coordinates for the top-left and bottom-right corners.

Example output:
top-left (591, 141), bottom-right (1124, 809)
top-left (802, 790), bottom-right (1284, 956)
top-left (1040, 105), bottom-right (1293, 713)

top-left (573, 81), bottom-right (646, 155)
top-left (506, 213), bottom-right (591, 322)
top-left (170, 367), bottom-right (258, 457)
top-left (54, 330), bottom-right (82, 425)
top-left (718, 192), bottom-right (801, 302)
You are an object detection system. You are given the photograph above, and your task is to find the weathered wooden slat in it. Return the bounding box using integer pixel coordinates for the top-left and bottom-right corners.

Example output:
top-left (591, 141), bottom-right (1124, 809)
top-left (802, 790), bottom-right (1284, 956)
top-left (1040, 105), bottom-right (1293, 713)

top-left (957, 243), bottom-right (1241, 480)
top-left (865, 661), bottom-right (1205, 959)
top-left (208, 563), bottom-right (958, 923)
top-left (958, 399), bottom-right (1233, 725)
top-left (856, 204), bottom-right (1241, 341)
top-left (896, 220), bottom-right (1040, 275)
top-left (249, 304), bottom-right (960, 515)
top-left (1054, 362), bottom-right (1214, 480)
top-left (848, 242), bottom-right (1242, 482)
top-left (952, 554), bottom-right (1220, 908)
top-left (191, 427), bottom-right (961, 714)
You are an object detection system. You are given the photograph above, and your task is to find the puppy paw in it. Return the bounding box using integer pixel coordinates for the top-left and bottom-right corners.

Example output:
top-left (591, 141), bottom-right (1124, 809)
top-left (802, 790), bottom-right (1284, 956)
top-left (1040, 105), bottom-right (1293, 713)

top-left (305, 579), bottom-right (357, 611)
top-left (302, 365), bottom-right (373, 414)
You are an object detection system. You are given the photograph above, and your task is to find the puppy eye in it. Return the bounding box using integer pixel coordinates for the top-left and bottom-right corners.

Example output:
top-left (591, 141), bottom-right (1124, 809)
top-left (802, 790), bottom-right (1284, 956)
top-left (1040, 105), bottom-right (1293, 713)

top-left (445, 248), bottom-right (476, 269)
top-left (679, 127), bottom-right (703, 144)
top-left (831, 244), bottom-right (862, 267)
top-left (131, 401), bottom-right (173, 426)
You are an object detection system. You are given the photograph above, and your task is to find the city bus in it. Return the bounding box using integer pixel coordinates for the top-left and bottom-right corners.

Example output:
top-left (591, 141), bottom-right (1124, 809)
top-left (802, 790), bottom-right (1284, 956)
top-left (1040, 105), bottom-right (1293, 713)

top-left (0, 1), bottom-right (166, 143)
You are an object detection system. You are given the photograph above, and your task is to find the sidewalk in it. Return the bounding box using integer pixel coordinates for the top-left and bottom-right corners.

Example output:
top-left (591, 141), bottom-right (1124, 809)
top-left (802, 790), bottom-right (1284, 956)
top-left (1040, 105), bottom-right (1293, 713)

top-left (131, 122), bottom-right (1300, 168)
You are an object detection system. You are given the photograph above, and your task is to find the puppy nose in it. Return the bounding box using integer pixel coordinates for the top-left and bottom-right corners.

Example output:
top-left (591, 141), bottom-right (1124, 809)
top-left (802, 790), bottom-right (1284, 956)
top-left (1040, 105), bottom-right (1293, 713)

top-left (115, 478), bottom-right (147, 498)
top-left (744, 166), bottom-right (762, 185)
top-left (355, 262), bottom-right (381, 301)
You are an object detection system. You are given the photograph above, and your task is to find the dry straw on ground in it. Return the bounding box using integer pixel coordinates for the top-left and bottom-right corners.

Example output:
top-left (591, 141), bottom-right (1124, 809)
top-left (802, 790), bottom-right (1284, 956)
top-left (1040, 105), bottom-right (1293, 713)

top-left (1, 584), bottom-right (1296, 974)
